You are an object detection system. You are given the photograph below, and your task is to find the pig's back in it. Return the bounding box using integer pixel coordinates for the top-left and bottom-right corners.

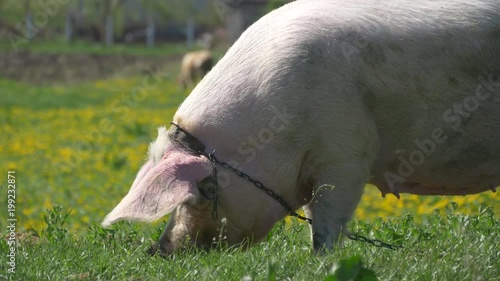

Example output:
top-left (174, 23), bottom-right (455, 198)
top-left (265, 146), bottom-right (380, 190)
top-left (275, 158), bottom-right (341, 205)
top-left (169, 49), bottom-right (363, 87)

top-left (340, 2), bottom-right (500, 194)
top-left (176, 0), bottom-right (500, 195)
top-left (264, 0), bottom-right (500, 194)
top-left (298, 0), bottom-right (500, 195)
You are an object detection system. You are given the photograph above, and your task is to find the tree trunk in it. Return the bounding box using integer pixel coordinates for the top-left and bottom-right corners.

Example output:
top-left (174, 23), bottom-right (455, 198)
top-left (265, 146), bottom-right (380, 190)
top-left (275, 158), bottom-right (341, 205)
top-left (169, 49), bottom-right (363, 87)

top-left (146, 14), bottom-right (155, 48)
top-left (65, 9), bottom-right (73, 41)
top-left (186, 17), bottom-right (194, 48)
top-left (105, 14), bottom-right (113, 46)
top-left (102, 0), bottom-right (114, 46)
top-left (24, 0), bottom-right (34, 40)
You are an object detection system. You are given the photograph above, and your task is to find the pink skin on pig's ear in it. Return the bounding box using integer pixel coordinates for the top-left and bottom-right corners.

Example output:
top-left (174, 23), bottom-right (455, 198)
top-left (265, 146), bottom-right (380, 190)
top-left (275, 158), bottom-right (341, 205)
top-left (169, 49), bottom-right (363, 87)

top-left (102, 150), bottom-right (210, 227)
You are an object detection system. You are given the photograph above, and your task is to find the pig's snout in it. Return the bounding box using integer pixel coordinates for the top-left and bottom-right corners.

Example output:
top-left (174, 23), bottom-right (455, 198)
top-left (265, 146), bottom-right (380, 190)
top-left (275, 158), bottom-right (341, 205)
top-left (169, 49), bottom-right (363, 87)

top-left (146, 243), bottom-right (163, 257)
top-left (147, 239), bottom-right (174, 258)
top-left (147, 235), bottom-right (215, 257)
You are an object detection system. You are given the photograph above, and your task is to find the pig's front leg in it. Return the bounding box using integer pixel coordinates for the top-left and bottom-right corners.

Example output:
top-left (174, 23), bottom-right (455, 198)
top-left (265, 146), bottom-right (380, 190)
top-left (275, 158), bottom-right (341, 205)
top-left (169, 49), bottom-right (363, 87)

top-left (303, 161), bottom-right (367, 253)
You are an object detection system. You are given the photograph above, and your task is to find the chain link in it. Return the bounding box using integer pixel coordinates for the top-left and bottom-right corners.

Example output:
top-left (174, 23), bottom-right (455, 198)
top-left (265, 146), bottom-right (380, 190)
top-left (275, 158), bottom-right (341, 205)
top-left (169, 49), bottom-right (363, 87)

top-left (214, 155), bottom-right (312, 224)
top-left (348, 233), bottom-right (402, 250)
top-left (208, 151), bottom-right (219, 220)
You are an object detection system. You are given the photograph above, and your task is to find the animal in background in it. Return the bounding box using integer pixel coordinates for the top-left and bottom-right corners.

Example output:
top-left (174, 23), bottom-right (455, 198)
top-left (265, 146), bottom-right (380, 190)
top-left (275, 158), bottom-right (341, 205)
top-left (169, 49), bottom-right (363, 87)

top-left (177, 50), bottom-right (213, 90)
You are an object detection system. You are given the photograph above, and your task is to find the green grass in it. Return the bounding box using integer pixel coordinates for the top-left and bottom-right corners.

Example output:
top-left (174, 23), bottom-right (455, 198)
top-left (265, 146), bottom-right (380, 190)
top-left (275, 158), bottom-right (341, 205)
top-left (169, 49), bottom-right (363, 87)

top-left (0, 38), bottom-right (230, 58)
top-left (0, 38), bottom-right (192, 56)
top-left (0, 77), bottom-right (186, 110)
top-left (1, 205), bottom-right (498, 280)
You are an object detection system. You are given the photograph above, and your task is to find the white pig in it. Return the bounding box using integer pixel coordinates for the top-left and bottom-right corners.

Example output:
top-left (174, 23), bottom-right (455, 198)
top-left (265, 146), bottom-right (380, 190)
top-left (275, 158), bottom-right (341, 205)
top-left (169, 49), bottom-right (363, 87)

top-left (103, 0), bottom-right (500, 254)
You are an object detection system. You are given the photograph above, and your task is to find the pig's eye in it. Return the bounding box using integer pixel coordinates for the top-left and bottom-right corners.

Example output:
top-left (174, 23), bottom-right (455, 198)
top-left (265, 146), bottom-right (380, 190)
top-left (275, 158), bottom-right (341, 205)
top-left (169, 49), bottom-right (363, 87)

top-left (197, 176), bottom-right (218, 200)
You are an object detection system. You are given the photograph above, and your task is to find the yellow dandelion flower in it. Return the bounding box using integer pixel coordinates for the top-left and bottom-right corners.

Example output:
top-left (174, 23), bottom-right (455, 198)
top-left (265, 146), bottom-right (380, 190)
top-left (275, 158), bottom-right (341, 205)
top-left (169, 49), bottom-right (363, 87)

top-left (44, 199), bottom-right (53, 210)
top-left (59, 147), bottom-right (73, 158)
top-left (10, 142), bottom-right (22, 153)
top-left (22, 207), bottom-right (34, 216)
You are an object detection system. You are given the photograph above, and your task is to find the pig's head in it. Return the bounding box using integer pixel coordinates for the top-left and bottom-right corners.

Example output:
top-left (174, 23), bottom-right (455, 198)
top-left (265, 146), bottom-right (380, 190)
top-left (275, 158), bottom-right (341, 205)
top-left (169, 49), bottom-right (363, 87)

top-left (102, 126), bottom-right (281, 255)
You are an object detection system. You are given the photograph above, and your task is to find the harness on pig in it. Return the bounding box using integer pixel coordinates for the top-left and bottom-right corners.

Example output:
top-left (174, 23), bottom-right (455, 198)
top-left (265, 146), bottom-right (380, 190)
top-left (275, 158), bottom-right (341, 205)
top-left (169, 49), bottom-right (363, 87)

top-left (169, 122), bottom-right (312, 224)
top-left (169, 122), bottom-right (402, 250)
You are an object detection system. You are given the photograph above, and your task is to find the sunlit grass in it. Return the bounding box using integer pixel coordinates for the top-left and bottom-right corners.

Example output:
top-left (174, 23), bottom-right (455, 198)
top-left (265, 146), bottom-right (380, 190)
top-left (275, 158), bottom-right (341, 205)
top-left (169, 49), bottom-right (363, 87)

top-left (0, 206), bottom-right (498, 280)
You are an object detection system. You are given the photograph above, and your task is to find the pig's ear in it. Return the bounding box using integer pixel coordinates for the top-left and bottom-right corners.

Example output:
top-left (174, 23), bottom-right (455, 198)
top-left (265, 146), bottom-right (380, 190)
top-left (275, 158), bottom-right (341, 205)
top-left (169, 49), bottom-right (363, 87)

top-left (102, 152), bottom-right (209, 227)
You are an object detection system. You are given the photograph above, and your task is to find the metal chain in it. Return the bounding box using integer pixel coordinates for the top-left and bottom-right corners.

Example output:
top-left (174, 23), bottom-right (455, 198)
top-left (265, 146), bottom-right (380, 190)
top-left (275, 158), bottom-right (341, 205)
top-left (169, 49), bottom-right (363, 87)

top-left (169, 122), bottom-right (402, 249)
top-left (211, 155), bottom-right (313, 224)
top-left (168, 122), bottom-right (304, 221)
top-left (348, 233), bottom-right (402, 250)
top-left (207, 151), bottom-right (219, 220)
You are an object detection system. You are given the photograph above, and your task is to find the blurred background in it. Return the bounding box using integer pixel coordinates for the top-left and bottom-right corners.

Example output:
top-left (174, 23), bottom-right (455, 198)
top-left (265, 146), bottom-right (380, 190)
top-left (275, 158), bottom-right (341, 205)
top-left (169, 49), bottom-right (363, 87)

top-left (0, 0), bottom-right (497, 235)
top-left (0, 0), bottom-right (287, 83)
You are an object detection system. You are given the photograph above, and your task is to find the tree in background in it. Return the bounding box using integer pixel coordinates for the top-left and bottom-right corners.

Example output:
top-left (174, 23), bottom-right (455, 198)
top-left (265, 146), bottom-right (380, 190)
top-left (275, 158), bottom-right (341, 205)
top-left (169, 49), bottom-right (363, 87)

top-left (0, 0), bottom-right (224, 47)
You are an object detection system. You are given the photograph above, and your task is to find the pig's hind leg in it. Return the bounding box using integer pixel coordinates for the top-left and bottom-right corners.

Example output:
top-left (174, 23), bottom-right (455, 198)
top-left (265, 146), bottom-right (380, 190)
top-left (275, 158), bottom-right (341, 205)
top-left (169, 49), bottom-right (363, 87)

top-left (303, 159), bottom-right (368, 254)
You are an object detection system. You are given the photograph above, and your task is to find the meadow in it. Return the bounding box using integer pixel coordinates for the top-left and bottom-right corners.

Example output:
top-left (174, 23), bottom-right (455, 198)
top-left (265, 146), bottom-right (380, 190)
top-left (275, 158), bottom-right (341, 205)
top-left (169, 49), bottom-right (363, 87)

top-left (0, 47), bottom-right (499, 280)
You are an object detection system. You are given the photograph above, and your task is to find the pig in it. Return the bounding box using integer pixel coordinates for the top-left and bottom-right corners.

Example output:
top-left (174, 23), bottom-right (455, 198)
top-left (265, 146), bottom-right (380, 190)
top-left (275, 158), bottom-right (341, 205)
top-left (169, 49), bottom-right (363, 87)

top-left (103, 0), bottom-right (500, 255)
top-left (177, 50), bottom-right (213, 89)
